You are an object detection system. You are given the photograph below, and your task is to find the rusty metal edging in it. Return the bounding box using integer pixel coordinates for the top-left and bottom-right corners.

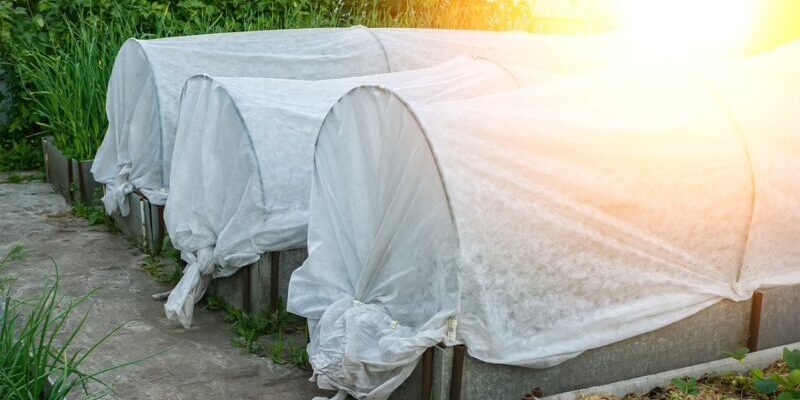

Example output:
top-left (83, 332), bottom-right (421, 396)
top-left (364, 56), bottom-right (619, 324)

top-left (146, 202), bottom-right (166, 254)
top-left (242, 263), bottom-right (253, 315)
top-left (270, 252), bottom-right (281, 312)
top-left (73, 159), bottom-right (86, 202)
top-left (156, 204), bottom-right (165, 252)
top-left (66, 156), bottom-right (74, 203)
top-left (748, 291), bottom-right (764, 351)
top-left (421, 346), bottom-right (434, 400)
top-left (41, 138), bottom-right (49, 181)
top-left (449, 345), bottom-right (466, 400)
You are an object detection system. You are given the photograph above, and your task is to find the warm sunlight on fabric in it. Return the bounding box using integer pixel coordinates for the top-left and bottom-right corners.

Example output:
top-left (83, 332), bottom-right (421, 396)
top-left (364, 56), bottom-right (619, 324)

top-left (616, 0), bottom-right (756, 59)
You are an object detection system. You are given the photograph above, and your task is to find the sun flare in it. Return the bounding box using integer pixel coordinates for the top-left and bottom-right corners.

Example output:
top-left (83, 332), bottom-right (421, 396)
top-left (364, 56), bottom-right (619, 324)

top-left (615, 0), bottom-right (757, 58)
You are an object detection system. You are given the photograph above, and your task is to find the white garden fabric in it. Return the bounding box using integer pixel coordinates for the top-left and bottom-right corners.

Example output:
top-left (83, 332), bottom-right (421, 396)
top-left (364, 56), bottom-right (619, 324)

top-left (287, 41), bottom-right (800, 399)
top-left (91, 27), bottom-right (625, 216)
top-left (93, 27), bottom-right (384, 214)
top-left (163, 56), bottom-right (554, 328)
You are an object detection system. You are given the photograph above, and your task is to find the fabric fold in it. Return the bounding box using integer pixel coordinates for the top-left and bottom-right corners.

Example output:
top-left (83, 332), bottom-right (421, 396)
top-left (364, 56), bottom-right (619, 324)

top-left (164, 247), bottom-right (215, 328)
top-left (100, 165), bottom-right (134, 216)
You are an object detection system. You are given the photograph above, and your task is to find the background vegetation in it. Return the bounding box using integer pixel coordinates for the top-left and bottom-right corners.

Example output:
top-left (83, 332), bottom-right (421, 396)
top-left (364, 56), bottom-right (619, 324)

top-left (0, 0), bottom-right (608, 167)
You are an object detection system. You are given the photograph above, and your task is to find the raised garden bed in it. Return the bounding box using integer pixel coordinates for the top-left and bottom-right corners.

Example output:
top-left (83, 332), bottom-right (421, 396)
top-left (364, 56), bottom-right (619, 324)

top-left (106, 187), bottom-right (166, 254)
top-left (41, 137), bottom-right (101, 204)
top-left (209, 248), bottom-right (307, 315)
top-left (549, 343), bottom-right (800, 400)
top-left (431, 285), bottom-right (800, 400)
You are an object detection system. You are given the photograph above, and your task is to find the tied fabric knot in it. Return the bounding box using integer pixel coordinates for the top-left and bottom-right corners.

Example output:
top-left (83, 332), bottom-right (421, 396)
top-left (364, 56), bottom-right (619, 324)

top-left (101, 165), bottom-right (134, 216)
top-left (730, 280), bottom-right (758, 301)
top-left (164, 247), bottom-right (215, 328)
top-left (307, 297), bottom-right (444, 399)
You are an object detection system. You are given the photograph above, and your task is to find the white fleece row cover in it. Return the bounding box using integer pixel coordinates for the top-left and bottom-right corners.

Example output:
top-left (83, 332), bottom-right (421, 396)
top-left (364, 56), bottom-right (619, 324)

top-left (287, 41), bottom-right (800, 399)
top-left (91, 26), bottom-right (625, 216)
top-left (163, 56), bottom-right (555, 328)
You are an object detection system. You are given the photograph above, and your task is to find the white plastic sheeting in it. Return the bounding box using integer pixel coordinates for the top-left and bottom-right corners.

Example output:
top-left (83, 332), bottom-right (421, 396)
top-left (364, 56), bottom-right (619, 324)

top-left (91, 27), bottom-right (625, 216)
top-left (163, 56), bottom-right (555, 328)
top-left (287, 41), bottom-right (800, 399)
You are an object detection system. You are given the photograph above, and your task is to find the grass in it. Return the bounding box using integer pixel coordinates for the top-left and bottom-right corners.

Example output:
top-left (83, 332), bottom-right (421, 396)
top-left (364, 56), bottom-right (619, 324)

top-left (72, 199), bottom-right (110, 227)
top-left (18, 16), bottom-right (130, 161)
top-left (141, 256), bottom-right (182, 285)
top-left (71, 187), bottom-right (120, 232)
top-left (0, 244), bottom-right (24, 290)
top-left (0, 140), bottom-right (42, 172)
top-left (4, 171), bottom-right (44, 183)
top-left (0, 248), bottom-right (160, 398)
top-left (141, 236), bottom-right (182, 285)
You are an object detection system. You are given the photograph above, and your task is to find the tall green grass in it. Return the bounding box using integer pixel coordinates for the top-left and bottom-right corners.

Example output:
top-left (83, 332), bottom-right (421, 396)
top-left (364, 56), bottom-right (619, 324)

top-left (6, 0), bottom-right (614, 162)
top-left (0, 248), bottom-right (157, 398)
top-left (14, 5), bottom-right (357, 161)
top-left (19, 18), bottom-right (128, 160)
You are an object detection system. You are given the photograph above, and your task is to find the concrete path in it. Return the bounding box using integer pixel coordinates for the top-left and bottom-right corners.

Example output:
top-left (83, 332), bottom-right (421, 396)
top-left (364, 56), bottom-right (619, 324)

top-left (0, 172), bottom-right (330, 400)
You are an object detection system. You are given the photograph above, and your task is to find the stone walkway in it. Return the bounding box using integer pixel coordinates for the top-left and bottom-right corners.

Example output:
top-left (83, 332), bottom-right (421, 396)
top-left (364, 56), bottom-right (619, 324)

top-left (0, 172), bottom-right (330, 400)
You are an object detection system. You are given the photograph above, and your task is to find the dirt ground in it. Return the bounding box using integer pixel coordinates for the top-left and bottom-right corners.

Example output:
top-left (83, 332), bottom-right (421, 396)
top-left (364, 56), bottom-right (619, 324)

top-left (0, 172), bottom-right (331, 400)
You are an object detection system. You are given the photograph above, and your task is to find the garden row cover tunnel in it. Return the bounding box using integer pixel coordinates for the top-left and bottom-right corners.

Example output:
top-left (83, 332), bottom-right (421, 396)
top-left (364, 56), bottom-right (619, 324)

top-left (162, 56), bottom-right (557, 327)
top-left (91, 26), bottom-right (626, 217)
top-left (287, 41), bottom-right (800, 399)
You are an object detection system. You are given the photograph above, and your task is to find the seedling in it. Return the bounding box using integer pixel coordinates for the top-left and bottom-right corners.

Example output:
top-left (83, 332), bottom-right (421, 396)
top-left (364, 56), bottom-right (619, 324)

top-left (670, 377), bottom-right (699, 395)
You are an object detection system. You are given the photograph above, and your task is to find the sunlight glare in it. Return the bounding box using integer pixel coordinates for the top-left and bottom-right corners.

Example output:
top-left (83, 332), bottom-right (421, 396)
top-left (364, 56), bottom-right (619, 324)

top-left (616, 0), bottom-right (757, 60)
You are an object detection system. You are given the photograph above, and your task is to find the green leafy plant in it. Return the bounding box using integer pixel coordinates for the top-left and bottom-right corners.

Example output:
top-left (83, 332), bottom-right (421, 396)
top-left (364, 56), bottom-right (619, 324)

top-left (204, 294), bottom-right (309, 368)
top-left (141, 255), bottom-right (181, 285)
top-left (670, 377), bottom-right (699, 395)
top-left (141, 235), bottom-right (182, 285)
top-left (0, 139), bottom-right (42, 171)
top-left (72, 198), bottom-right (108, 226)
top-left (748, 349), bottom-right (800, 399)
top-left (160, 234), bottom-right (181, 264)
top-left (203, 292), bottom-right (227, 312)
top-left (725, 346), bottom-right (800, 399)
top-left (288, 342), bottom-right (309, 367)
top-left (724, 346), bottom-right (751, 361)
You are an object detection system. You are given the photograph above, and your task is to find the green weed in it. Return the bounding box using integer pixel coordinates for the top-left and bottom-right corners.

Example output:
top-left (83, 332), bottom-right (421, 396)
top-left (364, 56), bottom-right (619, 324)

top-left (141, 235), bottom-right (182, 285)
top-left (5, 171), bottom-right (43, 183)
top-left (0, 140), bottom-right (42, 171)
top-left (670, 377), bottom-right (699, 396)
top-left (141, 256), bottom-right (181, 285)
top-left (72, 199), bottom-right (108, 226)
top-left (736, 347), bottom-right (800, 399)
top-left (204, 294), bottom-right (309, 369)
